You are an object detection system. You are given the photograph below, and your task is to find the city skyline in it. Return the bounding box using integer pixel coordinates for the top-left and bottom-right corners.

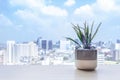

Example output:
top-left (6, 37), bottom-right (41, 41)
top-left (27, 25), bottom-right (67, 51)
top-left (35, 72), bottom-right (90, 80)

top-left (1, 37), bottom-right (120, 65)
top-left (0, 0), bottom-right (120, 43)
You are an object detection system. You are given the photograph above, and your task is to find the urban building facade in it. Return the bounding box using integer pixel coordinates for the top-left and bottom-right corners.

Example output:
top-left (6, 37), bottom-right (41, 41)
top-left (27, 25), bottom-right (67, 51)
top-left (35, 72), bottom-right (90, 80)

top-left (4, 41), bottom-right (38, 65)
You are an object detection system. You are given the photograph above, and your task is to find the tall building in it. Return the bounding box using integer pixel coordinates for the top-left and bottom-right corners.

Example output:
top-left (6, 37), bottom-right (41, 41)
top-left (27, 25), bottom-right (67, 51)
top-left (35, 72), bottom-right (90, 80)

top-left (5, 41), bottom-right (38, 65)
top-left (28, 42), bottom-right (38, 57)
top-left (6, 41), bottom-right (15, 65)
top-left (115, 50), bottom-right (120, 61)
top-left (15, 42), bottom-right (38, 64)
top-left (117, 39), bottom-right (120, 43)
top-left (37, 39), bottom-right (53, 50)
top-left (15, 43), bottom-right (30, 64)
top-left (48, 40), bottom-right (53, 50)
top-left (60, 40), bottom-right (71, 51)
top-left (41, 40), bottom-right (47, 50)
top-left (36, 37), bottom-right (42, 48)
top-left (115, 43), bottom-right (120, 61)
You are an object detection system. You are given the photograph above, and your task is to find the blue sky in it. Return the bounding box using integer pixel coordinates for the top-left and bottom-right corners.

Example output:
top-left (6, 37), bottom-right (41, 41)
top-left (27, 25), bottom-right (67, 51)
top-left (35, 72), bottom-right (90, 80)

top-left (0, 0), bottom-right (120, 43)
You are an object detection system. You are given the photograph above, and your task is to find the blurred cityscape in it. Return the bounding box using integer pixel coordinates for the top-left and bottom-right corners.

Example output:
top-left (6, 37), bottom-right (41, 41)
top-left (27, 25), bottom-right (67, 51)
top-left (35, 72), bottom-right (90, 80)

top-left (0, 37), bottom-right (120, 65)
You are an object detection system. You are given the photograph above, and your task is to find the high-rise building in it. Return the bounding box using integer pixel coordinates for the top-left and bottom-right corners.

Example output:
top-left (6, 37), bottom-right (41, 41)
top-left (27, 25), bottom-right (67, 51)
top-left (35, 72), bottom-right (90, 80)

top-left (48, 40), bottom-right (53, 50)
top-left (5, 41), bottom-right (38, 65)
top-left (37, 39), bottom-right (53, 50)
top-left (60, 40), bottom-right (71, 51)
top-left (115, 50), bottom-right (120, 61)
top-left (5, 41), bottom-right (15, 65)
top-left (41, 40), bottom-right (47, 50)
top-left (15, 43), bottom-right (30, 64)
top-left (36, 37), bottom-right (42, 48)
top-left (15, 42), bottom-right (38, 64)
top-left (117, 39), bottom-right (120, 43)
top-left (28, 42), bottom-right (38, 57)
top-left (115, 43), bottom-right (120, 61)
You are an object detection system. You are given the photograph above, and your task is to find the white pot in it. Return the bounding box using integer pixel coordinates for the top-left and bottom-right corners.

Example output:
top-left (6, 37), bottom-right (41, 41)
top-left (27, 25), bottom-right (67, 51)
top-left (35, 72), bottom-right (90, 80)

top-left (75, 49), bottom-right (97, 70)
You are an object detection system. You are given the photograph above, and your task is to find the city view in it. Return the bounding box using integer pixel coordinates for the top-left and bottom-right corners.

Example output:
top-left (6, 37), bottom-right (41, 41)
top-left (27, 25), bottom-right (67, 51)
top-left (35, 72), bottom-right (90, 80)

top-left (0, 37), bottom-right (120, 65)
top-left (0, 0), bottom-right (120, 65)
top-left (0, 0), bottom-right (120, 80)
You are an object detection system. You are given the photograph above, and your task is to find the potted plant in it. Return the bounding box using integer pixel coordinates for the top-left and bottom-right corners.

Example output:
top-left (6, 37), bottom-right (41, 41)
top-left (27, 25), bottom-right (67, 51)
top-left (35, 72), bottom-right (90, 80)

top-left (66, 21), bottom-right (102, 70)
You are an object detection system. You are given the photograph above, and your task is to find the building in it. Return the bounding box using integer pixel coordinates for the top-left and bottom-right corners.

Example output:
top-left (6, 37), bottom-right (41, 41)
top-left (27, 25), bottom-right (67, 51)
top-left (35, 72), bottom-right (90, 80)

top-left (37, 39), bottom-right (53, 50)
top-left (115, 43), bottom-right (120, 61)
top-left (4, 41), bottom-right (38, 65)
top-left (48, 40), bottom-right (53, 50)
top-left (0, 49), bottom-right (5, 64)
top-left (60, 40), bottom-right (71, 51)
top-left (15, 42), bottom-right (38, 64)
top-left (5, 41), bottom-right (15, 65)
top-left (41, 40), bottom-right (47, 50)
top-left (36, 37), bottom-right (42, 48)
top-left (97, 48), bottom-right (105, 64)
top-left (117, 39), bottom-right (120, 43)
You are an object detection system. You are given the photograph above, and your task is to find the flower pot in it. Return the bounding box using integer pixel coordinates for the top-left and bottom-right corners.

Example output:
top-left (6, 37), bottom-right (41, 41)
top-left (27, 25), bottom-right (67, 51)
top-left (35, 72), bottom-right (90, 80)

top-left (75, 49), bottom-right (97, 70)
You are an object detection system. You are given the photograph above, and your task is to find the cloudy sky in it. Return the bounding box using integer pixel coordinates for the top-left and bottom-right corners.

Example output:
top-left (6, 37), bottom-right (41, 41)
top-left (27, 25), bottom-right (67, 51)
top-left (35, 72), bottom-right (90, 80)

top-left (0, 0), bottom-right (120, 43)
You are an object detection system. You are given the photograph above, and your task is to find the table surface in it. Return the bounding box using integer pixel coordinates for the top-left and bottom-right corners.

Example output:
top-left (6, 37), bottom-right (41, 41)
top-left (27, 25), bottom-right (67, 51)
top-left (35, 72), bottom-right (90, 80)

top-left (0, 64), bottom-right (119, 80)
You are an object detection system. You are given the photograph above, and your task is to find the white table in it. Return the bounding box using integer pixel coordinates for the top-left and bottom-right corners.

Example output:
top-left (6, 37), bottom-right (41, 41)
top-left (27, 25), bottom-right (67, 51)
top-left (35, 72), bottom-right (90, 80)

top-left (0, 64), bottom-right (119, 80)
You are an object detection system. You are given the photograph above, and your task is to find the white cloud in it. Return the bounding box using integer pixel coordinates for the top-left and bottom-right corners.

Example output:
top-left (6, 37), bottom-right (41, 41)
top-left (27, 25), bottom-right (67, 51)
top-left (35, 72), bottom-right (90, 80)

top-left (73, 0), bottom-right (120, 20)
top-left (10, 0), bottom-right (68, 17)
top-left (14, 10), bottom-right (38, 20)
top-left (14, 9), bottom-right (55, 29)
top-left (96, 0), bottom-right (119, 12)
top-left (42, 5), bottom-right (68, 16)
top-left (64, 0), bottom-right (76, 7)
top-left (74, 5), bottom-right (94, 18)
top-left (14, 9), bottom-right (47, 26)
top-left (0, 14), bottom-right (13, 26)
top-left (10, 0), bottom-right (44, 8)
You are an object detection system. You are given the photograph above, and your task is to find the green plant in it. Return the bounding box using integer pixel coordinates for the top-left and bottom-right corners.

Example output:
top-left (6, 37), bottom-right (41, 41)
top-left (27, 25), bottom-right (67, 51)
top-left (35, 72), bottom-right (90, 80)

top-left (66, 21), bottom-right (102, 49)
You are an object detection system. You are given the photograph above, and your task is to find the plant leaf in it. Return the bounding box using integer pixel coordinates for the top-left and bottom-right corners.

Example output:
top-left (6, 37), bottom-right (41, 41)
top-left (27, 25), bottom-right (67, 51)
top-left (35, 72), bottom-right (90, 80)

top-left (89, 21), bottom-right (94, 43)
top-left (66, 37), bottom-right (81, 47)
top-left (91, 22), bottom-right (102, 40)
